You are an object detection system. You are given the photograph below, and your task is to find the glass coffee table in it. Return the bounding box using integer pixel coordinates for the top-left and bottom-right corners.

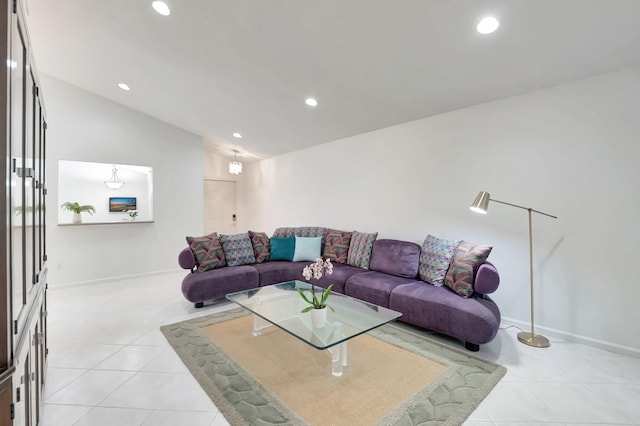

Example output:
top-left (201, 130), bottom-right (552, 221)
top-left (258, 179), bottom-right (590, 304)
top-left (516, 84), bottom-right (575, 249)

top-left (226, 280), bottom-right (402, 376)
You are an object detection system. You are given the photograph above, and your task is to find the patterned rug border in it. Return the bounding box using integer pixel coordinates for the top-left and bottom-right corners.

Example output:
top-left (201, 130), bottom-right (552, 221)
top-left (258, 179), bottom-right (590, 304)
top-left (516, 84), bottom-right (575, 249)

top-left (160, 308), bottom-right (506, 426)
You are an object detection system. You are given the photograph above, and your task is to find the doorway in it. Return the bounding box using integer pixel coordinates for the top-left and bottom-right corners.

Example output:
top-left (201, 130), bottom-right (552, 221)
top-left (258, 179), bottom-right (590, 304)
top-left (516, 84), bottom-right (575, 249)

top-left (203, 180), bottom-right (237, 235)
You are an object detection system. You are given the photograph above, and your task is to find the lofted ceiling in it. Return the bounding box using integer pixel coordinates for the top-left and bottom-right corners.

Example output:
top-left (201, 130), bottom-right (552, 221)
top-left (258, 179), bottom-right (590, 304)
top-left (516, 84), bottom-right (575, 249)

top-left (24, 0), bottom-right (640, 162)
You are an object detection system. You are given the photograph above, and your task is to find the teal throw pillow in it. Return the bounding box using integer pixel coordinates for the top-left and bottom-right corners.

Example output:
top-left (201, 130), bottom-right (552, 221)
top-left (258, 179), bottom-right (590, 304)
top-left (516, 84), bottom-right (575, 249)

top-left (270, 237), bottom-right (295, 261)
top-left (293, 236), bottom-right (322, 262)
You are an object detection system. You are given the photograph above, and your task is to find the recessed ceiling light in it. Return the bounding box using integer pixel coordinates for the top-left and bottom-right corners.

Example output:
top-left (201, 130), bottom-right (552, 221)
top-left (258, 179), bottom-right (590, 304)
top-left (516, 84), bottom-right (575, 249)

top-left (305, 97), bottom-right (318, 107)
top-left (118, 83), bottom-right (131, 91)
top-left (152, 1), bottom-right (171, 16)
top-left (232, 132), bottom-right (243, 139)
top-left (477, 16), bottom-right (499, 34)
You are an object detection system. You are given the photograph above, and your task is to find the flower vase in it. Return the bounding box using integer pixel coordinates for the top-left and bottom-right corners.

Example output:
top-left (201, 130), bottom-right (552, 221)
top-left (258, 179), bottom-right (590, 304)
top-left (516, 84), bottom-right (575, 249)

top-left (310, 307), bottom-right (328, 328)
top-left (72, 212), bottom-right (82, 224)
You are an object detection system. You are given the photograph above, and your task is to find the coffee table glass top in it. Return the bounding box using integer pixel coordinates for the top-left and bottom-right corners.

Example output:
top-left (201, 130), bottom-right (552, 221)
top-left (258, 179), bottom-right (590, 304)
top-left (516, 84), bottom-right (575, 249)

top-left (226, 280), bottom-right (402, 350)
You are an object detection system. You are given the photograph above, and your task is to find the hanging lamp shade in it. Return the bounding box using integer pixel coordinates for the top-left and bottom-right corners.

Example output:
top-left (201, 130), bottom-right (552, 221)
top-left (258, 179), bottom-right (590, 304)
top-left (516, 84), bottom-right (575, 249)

top-left (105, 165), bottom-right (124, 189)
top-left (228, 150), bottom-right (243, 175)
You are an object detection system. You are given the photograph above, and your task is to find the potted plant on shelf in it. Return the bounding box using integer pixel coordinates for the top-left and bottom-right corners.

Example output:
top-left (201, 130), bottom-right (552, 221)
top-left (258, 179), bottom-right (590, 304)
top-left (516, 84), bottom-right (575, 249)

top-left (127, 209), bottom-right (138, 221)
top-left (298, 258), bottom-right (334, 328)
top-left (60, 202), bottom-right (96, 224)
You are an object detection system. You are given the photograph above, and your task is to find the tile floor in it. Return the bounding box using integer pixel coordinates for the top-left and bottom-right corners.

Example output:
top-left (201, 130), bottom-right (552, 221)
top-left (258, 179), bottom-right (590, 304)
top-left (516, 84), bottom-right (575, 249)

top-left (41, 271), bottom-right (640, 425)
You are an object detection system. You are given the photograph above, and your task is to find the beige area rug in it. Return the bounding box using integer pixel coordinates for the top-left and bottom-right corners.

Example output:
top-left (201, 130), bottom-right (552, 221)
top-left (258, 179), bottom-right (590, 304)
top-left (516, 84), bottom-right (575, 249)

top-left (160, 308), bottom-right (506, 425)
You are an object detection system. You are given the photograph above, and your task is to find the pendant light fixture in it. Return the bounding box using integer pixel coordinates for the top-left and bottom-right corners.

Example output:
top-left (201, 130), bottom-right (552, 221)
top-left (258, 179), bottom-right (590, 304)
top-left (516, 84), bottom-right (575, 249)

top-left (228, 150), bottom-right (243, 175)
top-left (104, 165), bottom-right (124, 189)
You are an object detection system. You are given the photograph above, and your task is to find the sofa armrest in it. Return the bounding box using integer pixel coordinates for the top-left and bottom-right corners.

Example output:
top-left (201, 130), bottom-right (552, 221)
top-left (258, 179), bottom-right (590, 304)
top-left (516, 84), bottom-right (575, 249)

top-left (178, 248), bottom-right (197, 271)
top-left (474, 261), bottom-right (499, 295)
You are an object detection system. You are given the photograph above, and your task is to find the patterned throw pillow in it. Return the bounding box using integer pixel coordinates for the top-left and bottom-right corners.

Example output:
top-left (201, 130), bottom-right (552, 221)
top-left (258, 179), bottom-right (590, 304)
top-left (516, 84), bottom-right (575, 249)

top-left (272, 227), bottom-right (297, 239)
top-left (444, 241), bottom-right (493, 298)
top-left (185, 232), bottom-right (226, 272)
top-left (419, 235), bottom-right (460, 286)
top-left (248, 231), bottom-right (270, 263)
top-left (272, 227), bottom-right (327, 243)
top-left (220, 233), bottom-right (256, 266)
top-left (347, 231), bottom-right (378, 269)
top-left (323, 229), bottom-right (353, 264)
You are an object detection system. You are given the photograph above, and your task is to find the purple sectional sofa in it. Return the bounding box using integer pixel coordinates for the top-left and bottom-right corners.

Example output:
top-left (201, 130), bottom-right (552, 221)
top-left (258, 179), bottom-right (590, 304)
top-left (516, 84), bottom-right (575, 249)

top-left (179, 227), bottom-right (500, 351)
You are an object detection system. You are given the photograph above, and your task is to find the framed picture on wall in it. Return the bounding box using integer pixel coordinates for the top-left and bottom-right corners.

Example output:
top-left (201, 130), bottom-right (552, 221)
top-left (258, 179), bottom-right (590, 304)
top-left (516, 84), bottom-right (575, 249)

top-left (109, 197), bottom-right (137, 212)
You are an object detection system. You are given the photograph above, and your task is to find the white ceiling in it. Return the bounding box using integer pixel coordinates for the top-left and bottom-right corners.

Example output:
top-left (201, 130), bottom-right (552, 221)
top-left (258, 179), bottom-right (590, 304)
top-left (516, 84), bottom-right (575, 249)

top-left (24, 0), bottom-right (640, 161)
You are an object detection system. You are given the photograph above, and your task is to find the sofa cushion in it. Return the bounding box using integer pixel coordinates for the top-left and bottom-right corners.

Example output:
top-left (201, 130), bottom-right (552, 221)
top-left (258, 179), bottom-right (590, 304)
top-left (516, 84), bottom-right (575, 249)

top-left (248, 231), bottom-right (270, 263)
top-left (419, 235), bottom-right (460, 286)
top-left (347, 231), bottom-right (378, 269)
top-left (251, 261), bottom-right (308, 287)
top-left (345, 271), bottom-right (417, 308)
top-left (445, 241), bottom-right (493, 298)
top-left (220, 233), bottom-right (256, 266)
top-left (369, 239), bottom-right (420, 278)
top-left (270, 237), bottom-right (295, 261)
top-left (313, 263), bottom-right (365, 295)
top-left (181, 265), bottom-right (259, 303)
top-left (293, 236), bottom-right (322, 262)
top-left (389, 282), bottom-right (500, 344)
top-left (186, 232), bottom-right (227, 272)
top-left (273, 226), bottom-right (327, 241)
top-left (323, 229), bottom-right (353, 264)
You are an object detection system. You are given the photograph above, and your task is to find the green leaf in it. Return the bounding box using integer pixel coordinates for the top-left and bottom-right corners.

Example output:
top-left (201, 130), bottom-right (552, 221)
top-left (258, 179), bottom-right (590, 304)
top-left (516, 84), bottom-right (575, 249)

top-left (297, 288), bottom-right (313, 305)
top-left (321, 284), bottom-right (333, 305)
top-left (300, 306), bottom-right (314, 313)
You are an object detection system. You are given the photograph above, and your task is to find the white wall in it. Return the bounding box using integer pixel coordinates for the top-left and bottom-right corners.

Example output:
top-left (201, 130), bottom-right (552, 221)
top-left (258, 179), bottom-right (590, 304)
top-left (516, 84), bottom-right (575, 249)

top-left (43, 76), bottom-right (204, 286)
top-left (239, 68), bottom-right (640, 354)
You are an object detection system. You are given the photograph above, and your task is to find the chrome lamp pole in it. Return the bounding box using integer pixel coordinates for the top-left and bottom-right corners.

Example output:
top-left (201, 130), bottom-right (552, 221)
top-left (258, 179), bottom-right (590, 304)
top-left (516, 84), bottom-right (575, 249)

top-left (470, 191), bottom-right (557, 348)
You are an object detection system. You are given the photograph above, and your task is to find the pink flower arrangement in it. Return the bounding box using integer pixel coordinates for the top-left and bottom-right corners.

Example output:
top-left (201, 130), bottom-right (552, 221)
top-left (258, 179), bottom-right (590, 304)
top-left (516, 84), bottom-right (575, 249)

top-left (302, 258), bottom-right (333, 280)
top-left (298, 258), bottom-right (334, 312)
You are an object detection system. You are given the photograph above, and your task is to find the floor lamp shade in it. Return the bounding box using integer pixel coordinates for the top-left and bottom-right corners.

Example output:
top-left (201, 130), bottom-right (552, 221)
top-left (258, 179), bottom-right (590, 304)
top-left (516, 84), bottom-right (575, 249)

top-left (469, 191), bottom-right (557, 348)
top-left (470, 191), bottom-right (490, 214)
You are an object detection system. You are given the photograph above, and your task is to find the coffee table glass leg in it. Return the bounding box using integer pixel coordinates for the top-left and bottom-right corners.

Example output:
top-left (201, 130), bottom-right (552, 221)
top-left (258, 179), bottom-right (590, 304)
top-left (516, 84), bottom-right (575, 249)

top-left (341, 341), bottom-right (348, 367)
top-left (331, 346), bottom-right (342, 377)
top-left (253, 314), bottom-right (263, 336)
top-left (331, 342), bottom-right (347, 377)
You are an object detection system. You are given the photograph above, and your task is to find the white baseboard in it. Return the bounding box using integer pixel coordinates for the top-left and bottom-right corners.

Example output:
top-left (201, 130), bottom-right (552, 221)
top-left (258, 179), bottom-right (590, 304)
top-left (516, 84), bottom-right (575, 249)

top-left (501, 316), bottom-right (640, 359)
top-left (49, 268), bottom-right (184, 289)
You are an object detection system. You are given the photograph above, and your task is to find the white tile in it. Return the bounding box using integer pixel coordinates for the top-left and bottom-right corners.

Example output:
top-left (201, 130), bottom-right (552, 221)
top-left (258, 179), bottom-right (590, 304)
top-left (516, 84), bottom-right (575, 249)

top-left (210, 411), bottom-right (231, 426)
top-left (478, 382), bottom-right (560, 423)
top-left (45, 370), bottom-right (135, 406)
top-left (131, 328), bottom-right (171, 346)
top-left (100, 371), bottom-right (185, 409)
top-left (95, 345), bottom-right (166, 371)
top-left (43, 368), bottom-right (88, 398)
top-left (157, 375), bottom-right (218, 412)
top-left (142, 410), bottom-right (216, 426)
top-left (39, 404), bottom-right (93, 426)
top-left (528, 382), bottom-right (634, 424)
top-left (493, 423), bottom-right (565, 426)
top-left (49, 343), bottom-right (124, 369)
top-left (40, 271), bottom-right (640, 426)
top-left (467, 404), bottom-right (492, 421)
top-left (73, 407), bottom-right (152, 426)
top-left (585, 383), bottom-right (640, 423)
top-left (141, 347), bottom-right (189, 374)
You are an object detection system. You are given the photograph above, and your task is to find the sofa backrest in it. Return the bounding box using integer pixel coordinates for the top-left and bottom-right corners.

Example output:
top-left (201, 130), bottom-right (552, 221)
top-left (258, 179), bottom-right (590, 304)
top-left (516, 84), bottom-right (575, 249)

top-left (272, 227), bottom-right (328, 244)
top-left (369, 239), bottom-right (420, 278)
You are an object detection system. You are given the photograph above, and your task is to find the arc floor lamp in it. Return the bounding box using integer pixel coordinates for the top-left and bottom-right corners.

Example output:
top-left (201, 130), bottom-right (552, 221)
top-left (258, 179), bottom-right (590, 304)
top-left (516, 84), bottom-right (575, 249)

top-left (470, 191), bottom-right (557, 348)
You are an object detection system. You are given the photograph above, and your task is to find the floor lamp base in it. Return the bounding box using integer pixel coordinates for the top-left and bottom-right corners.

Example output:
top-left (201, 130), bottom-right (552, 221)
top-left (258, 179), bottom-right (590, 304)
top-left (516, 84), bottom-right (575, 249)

top-left (517, 331), bottom-right (550, 348)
